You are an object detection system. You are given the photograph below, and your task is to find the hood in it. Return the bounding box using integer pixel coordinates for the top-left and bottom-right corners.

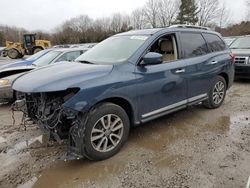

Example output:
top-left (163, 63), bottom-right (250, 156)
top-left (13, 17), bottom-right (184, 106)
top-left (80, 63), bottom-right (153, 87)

top-left (231, 49), bottom-right (250, 57)
top-left (13, 62), bottom-right (113, 93)
top-left (0, 60), bottom-right (33, 70)
top-left (0, 65), bottom-right (35, 79)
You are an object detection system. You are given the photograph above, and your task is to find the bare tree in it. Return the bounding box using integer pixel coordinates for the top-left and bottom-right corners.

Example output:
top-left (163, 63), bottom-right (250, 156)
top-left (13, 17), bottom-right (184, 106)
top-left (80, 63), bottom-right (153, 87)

top-left (217, 1), bottom-right (231, 28)
top-left (110, 13), bottom-right (130, 33)
top-left (131, 8), bottom-right (146, 29)
top-left (70, 15), bottom-right (93, 33)
top-left (94, 17), bottom-right (111, 33)
top-left (0, 25), bottom-right (27, 44)
top-left (246, 0), bottom-right (250, 20)
top-left (197, 0), bottom-right (220, 26)
top-left (120, 14), bottom-right (131, 32)
top-left (157, 0), bottom-right (179, 27)
top-left (144, 0), bottom-right (159, 28)
top-left (92, 18), bottom-right (112, 41)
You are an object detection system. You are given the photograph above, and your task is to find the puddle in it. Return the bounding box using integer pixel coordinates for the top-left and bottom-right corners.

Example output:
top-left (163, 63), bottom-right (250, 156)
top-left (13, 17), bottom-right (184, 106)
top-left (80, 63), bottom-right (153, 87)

top-left (33, 158), bottom-right (127, 188)
top-left (129, 117), bottom-right (198, 151)
top-left (204, 115), bottom-right (231, 133)
top-left (0, 135), bottom-right (45, 170)
top-left (32, 110), bottom-right (203, 187)
top-left (17, 177), bottom-right (38, 188)
top-left (32, 108), bottom-right (249, 188)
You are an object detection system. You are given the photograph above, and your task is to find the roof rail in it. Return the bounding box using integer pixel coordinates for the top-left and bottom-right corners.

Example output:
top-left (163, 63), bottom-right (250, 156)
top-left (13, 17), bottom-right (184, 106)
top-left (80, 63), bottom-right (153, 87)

top-left (169, 24), bottom-right (211, 31)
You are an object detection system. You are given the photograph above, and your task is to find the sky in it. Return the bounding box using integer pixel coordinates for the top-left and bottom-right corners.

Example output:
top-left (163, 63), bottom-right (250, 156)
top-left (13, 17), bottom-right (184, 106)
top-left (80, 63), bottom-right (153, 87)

top-left (0, 0), bottom-right (247, 32)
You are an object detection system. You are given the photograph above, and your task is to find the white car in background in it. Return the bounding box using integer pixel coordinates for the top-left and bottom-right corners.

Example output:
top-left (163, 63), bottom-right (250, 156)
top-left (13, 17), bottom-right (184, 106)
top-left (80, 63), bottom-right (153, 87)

top-left (0, 48), bottom-right (88, 102)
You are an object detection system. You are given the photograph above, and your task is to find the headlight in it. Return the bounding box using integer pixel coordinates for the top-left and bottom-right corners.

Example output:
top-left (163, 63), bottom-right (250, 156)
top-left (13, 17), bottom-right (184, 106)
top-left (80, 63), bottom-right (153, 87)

top-left (0, 79), bottom-right (9, 86)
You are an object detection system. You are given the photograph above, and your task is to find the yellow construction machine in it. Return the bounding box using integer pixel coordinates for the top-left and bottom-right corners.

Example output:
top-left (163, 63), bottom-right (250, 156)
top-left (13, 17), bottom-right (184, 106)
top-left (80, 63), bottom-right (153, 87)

top-left (5, 33), bottom-right (51, 59)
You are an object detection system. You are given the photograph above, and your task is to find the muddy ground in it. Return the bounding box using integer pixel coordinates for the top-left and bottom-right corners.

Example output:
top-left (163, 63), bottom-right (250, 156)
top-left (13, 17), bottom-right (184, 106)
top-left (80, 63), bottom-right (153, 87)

top-left (0, 81), bottom-right (249, 188)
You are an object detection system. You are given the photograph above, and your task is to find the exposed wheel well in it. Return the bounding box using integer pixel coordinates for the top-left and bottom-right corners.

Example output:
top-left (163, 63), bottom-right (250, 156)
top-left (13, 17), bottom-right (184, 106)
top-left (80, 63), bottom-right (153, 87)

top-left (219, 73), bottom-right (229, 89)
top-left (96, 97), bottom-right (135, 126)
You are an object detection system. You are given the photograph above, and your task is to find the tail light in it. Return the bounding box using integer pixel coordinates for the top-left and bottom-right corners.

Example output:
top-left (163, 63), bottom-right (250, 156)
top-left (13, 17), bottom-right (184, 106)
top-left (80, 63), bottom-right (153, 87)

top-left (230, 53), bottom-right (235, 63)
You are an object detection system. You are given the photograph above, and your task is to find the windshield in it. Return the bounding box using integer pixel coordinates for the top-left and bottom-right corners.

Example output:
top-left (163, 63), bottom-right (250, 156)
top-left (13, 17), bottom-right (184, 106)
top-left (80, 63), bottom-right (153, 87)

top-left (76, 35), bottom-right (148, 64)
top-left (33, 51), bottom-right (62, 67)
top-left (224, 38), bottom-right (236, 46)
top-left (26, 50), bottom-right (49, 61)
top-left (230, 36), bottom-right (250, 49)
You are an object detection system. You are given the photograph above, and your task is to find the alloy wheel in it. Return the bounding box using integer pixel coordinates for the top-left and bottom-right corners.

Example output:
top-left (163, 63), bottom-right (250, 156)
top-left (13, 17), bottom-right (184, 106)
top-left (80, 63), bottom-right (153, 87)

top-left (212, 81), bottom-right (225, 105)
top-left (90, 114), bottom-right (124, 152)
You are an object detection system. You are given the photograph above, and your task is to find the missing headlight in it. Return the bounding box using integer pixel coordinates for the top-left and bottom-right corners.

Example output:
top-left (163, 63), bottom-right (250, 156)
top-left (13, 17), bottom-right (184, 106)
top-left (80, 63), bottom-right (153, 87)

top-left (12, 88), bottom-right (86, 160)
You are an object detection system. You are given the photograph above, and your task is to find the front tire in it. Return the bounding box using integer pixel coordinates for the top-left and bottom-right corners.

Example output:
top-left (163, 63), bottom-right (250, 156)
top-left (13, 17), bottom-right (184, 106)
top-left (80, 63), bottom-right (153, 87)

top-left (83, 103), bottom-right (130, 160)
top-left (7, 48), bottom-right (20, 59)
top-left (203, 76), bottom-right (227, 109)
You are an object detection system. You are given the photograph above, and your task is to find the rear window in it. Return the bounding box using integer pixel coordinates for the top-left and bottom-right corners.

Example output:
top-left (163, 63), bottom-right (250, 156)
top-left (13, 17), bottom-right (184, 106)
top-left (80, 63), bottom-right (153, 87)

top-left (180, 32), bottom-right (209, 58)
top-left (203, 33), bottom-right (226, 52)
top-left (230, 36), bottom-right (250, 49)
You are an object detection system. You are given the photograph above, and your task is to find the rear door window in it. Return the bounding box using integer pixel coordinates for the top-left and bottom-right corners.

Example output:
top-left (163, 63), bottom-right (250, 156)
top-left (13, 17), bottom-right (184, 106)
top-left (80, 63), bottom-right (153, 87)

top-left (203, 33), bottom-right (226, 52)
top-left (56, 51), bottom-right (82, 62)
top-left (180, 32), bottom-right (209, 58)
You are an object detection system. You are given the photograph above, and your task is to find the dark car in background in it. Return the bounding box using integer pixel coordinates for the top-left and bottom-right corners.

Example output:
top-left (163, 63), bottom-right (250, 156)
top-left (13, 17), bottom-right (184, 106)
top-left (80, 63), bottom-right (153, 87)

top-left (230, 35), bottom-right (250, 79)
top-left (0, 48), bottom-right (87, 102)
top-left (13, 25), bottom-right (234, 161)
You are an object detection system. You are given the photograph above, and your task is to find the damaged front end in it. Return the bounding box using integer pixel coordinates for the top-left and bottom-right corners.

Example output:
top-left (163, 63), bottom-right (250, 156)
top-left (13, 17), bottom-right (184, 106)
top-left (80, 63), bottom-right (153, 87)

top-left (13, 88), bottom-right (87, 160)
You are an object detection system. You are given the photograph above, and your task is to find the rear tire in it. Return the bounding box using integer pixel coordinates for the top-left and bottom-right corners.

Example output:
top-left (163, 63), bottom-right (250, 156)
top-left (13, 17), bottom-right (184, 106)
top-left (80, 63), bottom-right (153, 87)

top-left (83, 103), bottom-right (130, 161)
top-left (203, 76), bottom-right (227, 109)
top-left (2, 50), bottom-right (7, 57)
top-left (18, 53), bottom-right (24, 59)
top-left (7, 48), bottom-right (20, 59)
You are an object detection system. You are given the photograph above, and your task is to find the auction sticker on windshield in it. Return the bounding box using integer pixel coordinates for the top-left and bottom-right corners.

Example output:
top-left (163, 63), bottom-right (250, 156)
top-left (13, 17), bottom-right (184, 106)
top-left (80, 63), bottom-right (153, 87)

top-left (130, 36), bottom-right (148, 41)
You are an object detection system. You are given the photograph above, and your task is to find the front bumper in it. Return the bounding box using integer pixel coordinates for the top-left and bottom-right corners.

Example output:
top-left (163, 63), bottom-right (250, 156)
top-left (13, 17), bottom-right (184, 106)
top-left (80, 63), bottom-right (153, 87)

top-left (0, 85), bottom-right (13, 101)
top-left (235, 64), bottom-right (250, 79)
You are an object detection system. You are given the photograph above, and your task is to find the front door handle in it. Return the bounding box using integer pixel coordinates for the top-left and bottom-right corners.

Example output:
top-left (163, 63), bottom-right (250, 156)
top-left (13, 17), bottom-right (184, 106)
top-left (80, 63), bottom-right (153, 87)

top-left (209, 61), bottom-right (219, 65)
top-left (175, 69), bottom-right (185, 73)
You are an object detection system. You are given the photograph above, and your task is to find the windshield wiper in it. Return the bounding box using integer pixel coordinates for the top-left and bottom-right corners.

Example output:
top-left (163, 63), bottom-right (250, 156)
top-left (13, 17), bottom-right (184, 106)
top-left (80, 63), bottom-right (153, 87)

top-left (77, 60), bottom-right (94, 64)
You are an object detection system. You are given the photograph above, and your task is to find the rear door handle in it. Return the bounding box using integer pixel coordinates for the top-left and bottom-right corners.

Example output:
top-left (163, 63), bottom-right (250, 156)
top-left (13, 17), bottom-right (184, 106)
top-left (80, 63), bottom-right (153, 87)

top-left (175, 69), bottom-right (185, 73)
top-left (209, 61), bottom-right (219, 65)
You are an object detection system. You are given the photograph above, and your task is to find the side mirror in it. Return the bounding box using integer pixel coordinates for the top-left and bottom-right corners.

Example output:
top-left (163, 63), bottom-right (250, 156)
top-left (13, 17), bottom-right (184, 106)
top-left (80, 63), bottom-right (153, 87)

top-left (141, 52), bottom-right (163, 66)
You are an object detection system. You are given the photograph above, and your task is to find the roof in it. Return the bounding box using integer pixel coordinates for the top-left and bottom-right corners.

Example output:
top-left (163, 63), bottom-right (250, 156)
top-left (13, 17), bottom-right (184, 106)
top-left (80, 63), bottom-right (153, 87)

top-left (115, 25), bottom-right (218, 37)
top-left (116, 28), bottom-right (164, 36)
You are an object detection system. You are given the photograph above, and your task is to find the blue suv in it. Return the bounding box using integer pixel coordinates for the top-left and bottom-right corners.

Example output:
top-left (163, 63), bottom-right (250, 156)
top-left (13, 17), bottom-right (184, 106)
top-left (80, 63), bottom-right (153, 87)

top-left (13, 25), bottom-right (234, 160)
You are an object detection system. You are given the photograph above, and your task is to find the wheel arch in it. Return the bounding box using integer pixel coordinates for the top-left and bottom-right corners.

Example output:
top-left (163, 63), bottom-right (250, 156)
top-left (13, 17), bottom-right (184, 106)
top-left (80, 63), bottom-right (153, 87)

top-left (95, 97), bottom-right (137, 126)
top-left (218, 72), bottom-right (229, 89)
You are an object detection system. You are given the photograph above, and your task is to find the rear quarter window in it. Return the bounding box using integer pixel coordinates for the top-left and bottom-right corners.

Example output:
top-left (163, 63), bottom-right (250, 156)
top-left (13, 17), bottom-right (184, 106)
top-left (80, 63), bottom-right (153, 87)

top-left (203, 33), bottom-right (226, 52)
top-left (180, 32), bottom-right (209, 58)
